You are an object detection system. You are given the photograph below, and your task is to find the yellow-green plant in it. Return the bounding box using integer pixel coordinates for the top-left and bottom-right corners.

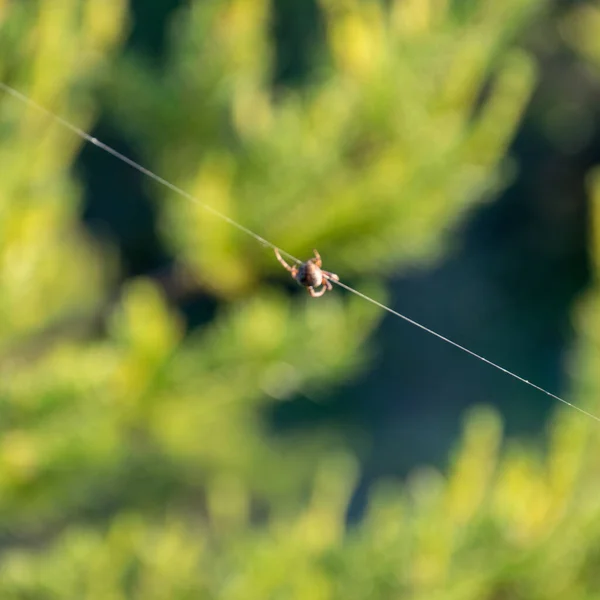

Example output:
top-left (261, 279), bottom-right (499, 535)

top-left (2, 406), bottom-right (600, 599)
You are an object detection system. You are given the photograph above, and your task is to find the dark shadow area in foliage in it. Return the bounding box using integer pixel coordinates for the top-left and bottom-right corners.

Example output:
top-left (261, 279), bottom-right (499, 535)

top-left (127, 0), bottom-right (185, 65)
top-left (77, 0), bottom-right (219, 331)
top-left (271, 0), bottom-right (325, 86)
top-left (77, 119), bottom-right (170, 278)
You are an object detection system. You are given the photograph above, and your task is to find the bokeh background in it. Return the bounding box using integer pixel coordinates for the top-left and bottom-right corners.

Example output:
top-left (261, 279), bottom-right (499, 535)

top-left (2, 0), bottom-right (600, 597)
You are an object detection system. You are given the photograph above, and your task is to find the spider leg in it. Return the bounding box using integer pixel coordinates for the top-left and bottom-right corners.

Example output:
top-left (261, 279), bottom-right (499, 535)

top-left (308, 286), bottom-right (327, 298)
top-left (312, 249), bottom-right (322, 268)
top-left (274, 248), bottom-right (294, 273)
top-left (323, 278), bottom-right (333, 291)
top-left (322, 270), bottom-right (339, 282)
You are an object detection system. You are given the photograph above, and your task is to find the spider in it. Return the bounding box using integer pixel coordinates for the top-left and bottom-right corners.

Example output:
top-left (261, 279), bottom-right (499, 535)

top-left (274, 248), bottom-right (339, 298)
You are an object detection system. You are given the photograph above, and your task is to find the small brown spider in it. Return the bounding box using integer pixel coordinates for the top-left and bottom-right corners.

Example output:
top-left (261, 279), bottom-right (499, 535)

top-left (274, 248), bottom-right (339, 298)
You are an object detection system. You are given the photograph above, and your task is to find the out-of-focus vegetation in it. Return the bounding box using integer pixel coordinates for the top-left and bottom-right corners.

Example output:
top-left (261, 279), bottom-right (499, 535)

top-left (108, 0), bottom-right (537, 282)
top-left (2, 0), bottom-right (600, 597)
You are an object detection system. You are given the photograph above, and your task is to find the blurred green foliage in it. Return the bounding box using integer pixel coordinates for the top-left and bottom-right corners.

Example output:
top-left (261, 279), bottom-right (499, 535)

top-left (3, 0), bottom-right (600, 598)
top-left (108, 0), bottom-right (537, 285)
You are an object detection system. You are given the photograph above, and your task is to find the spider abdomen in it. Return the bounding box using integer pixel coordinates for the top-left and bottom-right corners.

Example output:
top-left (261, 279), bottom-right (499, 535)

top-left (297, 262), bottom-right (323, 287)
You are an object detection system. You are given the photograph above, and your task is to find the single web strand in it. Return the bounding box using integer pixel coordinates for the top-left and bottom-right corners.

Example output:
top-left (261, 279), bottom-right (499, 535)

top-left (333, 280), bottom-right (600, 423)
top-left (0, 82), bottom-right (300, 266)
top-left (2, 81), bottom-right (598, 424)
